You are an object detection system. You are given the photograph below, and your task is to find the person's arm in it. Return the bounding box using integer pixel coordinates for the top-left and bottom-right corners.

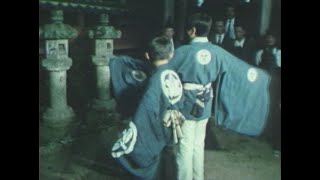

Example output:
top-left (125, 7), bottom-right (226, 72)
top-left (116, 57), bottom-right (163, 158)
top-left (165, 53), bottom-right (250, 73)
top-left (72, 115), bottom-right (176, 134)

top-left (255, 49), bottom-right (263, 66)
top-left (248, 39), bottom-right (257, 65)
top-left (276, 49), bottom-right (281, 67)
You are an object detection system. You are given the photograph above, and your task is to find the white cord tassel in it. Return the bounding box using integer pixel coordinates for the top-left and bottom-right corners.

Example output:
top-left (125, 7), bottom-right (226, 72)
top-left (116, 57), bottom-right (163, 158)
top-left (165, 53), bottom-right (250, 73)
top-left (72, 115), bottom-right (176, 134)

top-left (163, 110), bottom-right (185, 144)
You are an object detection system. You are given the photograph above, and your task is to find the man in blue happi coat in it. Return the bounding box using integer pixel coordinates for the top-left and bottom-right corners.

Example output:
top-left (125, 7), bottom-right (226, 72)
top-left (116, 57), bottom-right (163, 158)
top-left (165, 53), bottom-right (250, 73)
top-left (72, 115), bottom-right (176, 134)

top-left (111, 36), bottom-right (185, 180)
top-left (168, 12), bottom-right (271, 180)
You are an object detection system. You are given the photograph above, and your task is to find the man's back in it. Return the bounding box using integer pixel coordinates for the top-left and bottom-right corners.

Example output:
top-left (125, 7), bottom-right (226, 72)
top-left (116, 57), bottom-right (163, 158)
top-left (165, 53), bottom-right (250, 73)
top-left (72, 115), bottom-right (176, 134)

top-left (169, 38), bottom-right (271, 135)
top-left (169, 39), bottom-right (225, 120)
top-left (169, 41), bottom-right (222, 84)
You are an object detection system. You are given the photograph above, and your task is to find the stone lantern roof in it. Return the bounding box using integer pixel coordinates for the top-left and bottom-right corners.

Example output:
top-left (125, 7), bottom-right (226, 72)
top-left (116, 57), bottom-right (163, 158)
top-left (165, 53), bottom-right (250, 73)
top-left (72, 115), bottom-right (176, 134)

top-left (41, 9), bottom-right (78, 40)
top-left (39, 0), bottom-right (130, 15)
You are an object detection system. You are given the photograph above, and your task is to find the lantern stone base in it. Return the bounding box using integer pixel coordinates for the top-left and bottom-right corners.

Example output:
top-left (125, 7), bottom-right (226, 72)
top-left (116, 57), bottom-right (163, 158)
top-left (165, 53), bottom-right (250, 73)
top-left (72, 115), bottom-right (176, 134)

top-left (42, 106), bottom-right (75, 128)
top-left (90, 98), bottom-right (116, 112)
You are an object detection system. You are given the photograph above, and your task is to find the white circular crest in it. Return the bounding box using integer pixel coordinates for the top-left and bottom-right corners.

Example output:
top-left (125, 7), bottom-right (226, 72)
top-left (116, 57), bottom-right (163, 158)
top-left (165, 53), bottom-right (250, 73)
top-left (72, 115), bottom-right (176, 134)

top-left (247, 68), bottom-right (258, 82)
top-left (160, 70), bottom-right (183, 105)
top-left (131, 70), bottom-right (147, 82)
top-left (111, 121), bottom-right (137, 158)
top-left (196, 49), bottom-right (212, 65)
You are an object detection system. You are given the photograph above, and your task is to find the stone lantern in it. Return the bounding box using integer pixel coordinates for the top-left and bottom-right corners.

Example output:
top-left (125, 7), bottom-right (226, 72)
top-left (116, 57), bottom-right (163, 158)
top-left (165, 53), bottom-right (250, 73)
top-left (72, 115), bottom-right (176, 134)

top-left (40, 9), bottom-right (78, 127)
top-left (89, 13), bottom-right (121, 111)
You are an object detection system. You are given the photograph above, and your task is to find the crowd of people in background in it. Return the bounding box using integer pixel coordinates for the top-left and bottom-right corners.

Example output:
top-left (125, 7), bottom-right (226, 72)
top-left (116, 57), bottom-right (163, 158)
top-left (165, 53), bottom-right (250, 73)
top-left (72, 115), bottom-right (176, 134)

top-left (164, 1), bottom-right (281, 72)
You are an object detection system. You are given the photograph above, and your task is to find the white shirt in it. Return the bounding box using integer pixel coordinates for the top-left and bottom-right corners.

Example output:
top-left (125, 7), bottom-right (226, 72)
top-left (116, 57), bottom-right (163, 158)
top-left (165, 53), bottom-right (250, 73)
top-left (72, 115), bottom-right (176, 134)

top-left (191, 37), bottom-right (209, 43)
top-left (234, 38), bottom-right (246, 48)
top-left (196, 0), bottom-right (204, 7)
top-left (215, 34), bottom-right (225, 44)
top-left (255, 48), bottom-right (281, 67)
top-left (225, 18), bottom-right (235, 39)
top-left (170, 38), bottom-right (175, 51)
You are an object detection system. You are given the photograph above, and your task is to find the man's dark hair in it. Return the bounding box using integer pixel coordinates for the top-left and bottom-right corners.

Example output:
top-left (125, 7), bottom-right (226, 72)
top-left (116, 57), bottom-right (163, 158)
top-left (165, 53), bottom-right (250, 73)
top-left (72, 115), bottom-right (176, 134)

top-left (146, 36), bottom-right (173, 62)
top-left (214, 16), bottom-right (225, 25)
top-left (234, 22), bottom-right (246, 30)
top-left (265, 29), bottom-right (277, 37)
top-left (186, 12), bottom-right (212, 37)
top-left (224, 2), bottom-right (236, 10)
top-left (164, 17), bottom-right (174, 29)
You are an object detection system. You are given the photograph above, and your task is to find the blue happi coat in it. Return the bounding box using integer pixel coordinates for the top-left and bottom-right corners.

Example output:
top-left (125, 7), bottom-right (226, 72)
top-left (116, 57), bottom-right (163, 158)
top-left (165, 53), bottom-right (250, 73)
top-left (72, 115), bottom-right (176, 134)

top-left (109, 56), bottom-right (153, 117)
top-left (111, 64), bottom-right (184, 180)
top-left (212, 47), bottom-right (271, 136)
top-left (169, 38), bottom-right (271, 136)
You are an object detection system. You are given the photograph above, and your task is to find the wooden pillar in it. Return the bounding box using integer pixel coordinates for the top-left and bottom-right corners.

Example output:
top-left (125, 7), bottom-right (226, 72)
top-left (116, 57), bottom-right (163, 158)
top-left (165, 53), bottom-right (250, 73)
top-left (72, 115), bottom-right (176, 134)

top-left (259, 0), bottom-right (273, 35)
top-left (175, 0), bottom-right (188, 41)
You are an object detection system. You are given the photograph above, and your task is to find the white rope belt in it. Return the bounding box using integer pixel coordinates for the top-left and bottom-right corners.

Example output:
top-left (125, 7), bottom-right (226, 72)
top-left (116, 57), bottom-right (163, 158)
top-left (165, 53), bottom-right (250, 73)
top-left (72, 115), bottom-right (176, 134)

top-left (183, 82), bottom-right (214, 99)
top-left (183, 82), bottom-right (212, 91)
